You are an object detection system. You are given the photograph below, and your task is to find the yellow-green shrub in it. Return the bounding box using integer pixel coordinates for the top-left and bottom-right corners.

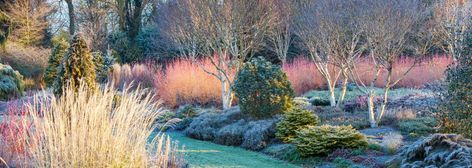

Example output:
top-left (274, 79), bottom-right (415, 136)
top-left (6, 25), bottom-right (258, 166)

top-left (276, 108), bottom-right (319, 143)
top-left (53, 34), bottom-right (97, 96)
top-left (292, 125), bottom-right (368, 156)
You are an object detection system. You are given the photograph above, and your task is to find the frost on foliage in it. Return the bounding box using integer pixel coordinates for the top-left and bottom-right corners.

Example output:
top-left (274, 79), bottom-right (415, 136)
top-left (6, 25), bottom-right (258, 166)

top-left (53, 34), bottom-right (97, 96)
top-left (93, 51), bottom-right (115, 83)
top-left (292, 125), bottom-right (368, 156)
top-left (233, 56), bottom-right (295, 119)
top-left (44, 40), bottom-right (68, 87)
top-left (0, 63), bottom-right (24, 100)
top-left (396, 134), bottom-right (472, 168)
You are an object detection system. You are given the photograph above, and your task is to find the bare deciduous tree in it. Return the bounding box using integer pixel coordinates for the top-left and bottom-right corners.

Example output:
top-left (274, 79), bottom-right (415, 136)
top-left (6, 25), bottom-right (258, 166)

top-left (432, 0), bottom-right (472, 62)
top-left (295, 0), bottom-right (364, 107)
top-left (354, 0), bottom-right (426, 128)
top-left (77, 0), bottom-right (111, 51)
top-left (166, 0), bottom-right (276, 109)
top-left (268, 0), bottom-right (293, 64)
top-left (6, 0), bottom-right (51, 46)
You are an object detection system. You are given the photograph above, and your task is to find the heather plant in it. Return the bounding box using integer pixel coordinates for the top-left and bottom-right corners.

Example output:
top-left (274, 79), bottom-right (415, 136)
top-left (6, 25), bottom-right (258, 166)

top-left (44, 40), bottom-right (68, 87)
top-left (233, 57), bottom-right (295, 119)
top-left (397, 117), bottom-right (437, 137)
top-left (0, 63), bottom-right (24, 100)
top-left (53, 34), bottom-right (97, 96)
top-left (292, 125), bottom-right (368, 156)
top-left (276, 108), bottom-right (319, 143)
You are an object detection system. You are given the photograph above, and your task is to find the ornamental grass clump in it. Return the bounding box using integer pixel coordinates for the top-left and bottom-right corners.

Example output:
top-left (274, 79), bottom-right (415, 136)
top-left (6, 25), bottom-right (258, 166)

top-left (233, 57), bottom-right (294, 119)
top-left (276, 108), bottom-right (319, 143)
top-left (14, 84), bottom-right (184, 167)
top-left (292, 125), bottom-right (368, 156)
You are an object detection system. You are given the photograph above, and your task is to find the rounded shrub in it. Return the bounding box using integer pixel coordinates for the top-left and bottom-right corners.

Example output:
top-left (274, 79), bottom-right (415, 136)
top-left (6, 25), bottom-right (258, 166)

top-left (233, 56), bottom-right (295, 119)
top-left (276, 108), bottom-right (319, 143)
top-left (53, 34), bottom-right (97, 96)
top-left (0, 63), bottom-right (24, 100)
top-left (292, 125), bottom-right (368, 157)
top-left (44, 40), bottom-right (69, 87)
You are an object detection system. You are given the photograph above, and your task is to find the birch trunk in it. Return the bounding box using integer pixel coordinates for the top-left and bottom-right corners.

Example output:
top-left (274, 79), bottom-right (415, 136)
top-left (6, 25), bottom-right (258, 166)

top-left (368, 90), bottom-right (377, 128)
top-left (327, 81), bottom-right (336, 107)
top-left (220, 73), bottom-right (232, 110)
top-left (336, 69), bottom-right (349, 108)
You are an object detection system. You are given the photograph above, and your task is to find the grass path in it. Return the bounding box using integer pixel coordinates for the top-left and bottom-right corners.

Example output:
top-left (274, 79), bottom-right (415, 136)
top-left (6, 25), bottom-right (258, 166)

top-left (165, 132), bottom-right (300, 168)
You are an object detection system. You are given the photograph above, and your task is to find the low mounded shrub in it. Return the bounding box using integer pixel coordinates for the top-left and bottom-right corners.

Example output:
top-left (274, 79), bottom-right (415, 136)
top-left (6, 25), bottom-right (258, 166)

top-left (184, 107), bottom-right (242, 141)
top-left (173, 105), bottom-right (199, 130)
top-left (214, 120), bottom-right (248, 146)
top-left (233, 57), bottom-right (295, 119)
top-left (276, 108), bottom-right (319, 143)
top-left (176, 104), bottom-right (198, 119)
top-left (397, 117), bottom-right (437, 137)
top-left (241, 119), bottom-right (278, 150)
top-left (393, 134), bottom-right (472, 167)
top-left (184, 107), bottom-right (279, 150)
top-left (309, 97), bottom-right (331, 106)
top-left (0, 63), bottom-right (24, 100)
top-left (292, 125), bottom-right (368, 156)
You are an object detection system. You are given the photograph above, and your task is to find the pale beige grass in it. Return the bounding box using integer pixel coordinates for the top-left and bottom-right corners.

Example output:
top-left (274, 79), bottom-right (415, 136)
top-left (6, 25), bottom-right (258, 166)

top-left (18, 84), bottom-right (184, 167)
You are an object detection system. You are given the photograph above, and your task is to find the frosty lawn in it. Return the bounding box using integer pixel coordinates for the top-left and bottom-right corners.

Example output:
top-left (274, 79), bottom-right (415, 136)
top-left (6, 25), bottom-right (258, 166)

top-left (166, 132), bottom-right (299, 168)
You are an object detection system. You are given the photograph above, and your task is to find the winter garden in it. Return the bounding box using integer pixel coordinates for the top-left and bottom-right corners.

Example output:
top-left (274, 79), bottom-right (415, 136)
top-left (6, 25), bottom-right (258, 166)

top-left (0, 0), bottom-right (471, 167)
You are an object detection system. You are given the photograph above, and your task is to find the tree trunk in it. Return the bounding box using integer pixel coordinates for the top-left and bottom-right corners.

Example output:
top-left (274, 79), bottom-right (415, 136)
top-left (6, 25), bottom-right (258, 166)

top-left (220, 73), bottom-right (233, 110)
top-left (328, 83), bottom-right (336, 107)
top-left (336, 69), bottom-right (349, 108)
top-left (65, 0), bottom-right (76, 35)
top-left (376, 68), bottom-right (393, 122)
top-left (367, 90), bottom-right (377, 128)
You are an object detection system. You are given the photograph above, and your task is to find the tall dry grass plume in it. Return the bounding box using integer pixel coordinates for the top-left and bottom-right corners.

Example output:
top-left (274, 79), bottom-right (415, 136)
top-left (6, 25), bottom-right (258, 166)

top-left (12, 84), bottom-right (184, 167)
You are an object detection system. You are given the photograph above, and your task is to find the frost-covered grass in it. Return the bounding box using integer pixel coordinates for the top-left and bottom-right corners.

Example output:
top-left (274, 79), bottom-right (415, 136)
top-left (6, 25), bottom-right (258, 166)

top-left (166, 132), bottom-right (299, 168)
top-left (303, 87), bottom-right (431, 102)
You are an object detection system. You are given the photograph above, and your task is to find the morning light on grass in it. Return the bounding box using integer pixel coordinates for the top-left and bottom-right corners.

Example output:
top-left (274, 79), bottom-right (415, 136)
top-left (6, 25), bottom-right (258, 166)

top-left (1, 0), bottom-right (472, 167)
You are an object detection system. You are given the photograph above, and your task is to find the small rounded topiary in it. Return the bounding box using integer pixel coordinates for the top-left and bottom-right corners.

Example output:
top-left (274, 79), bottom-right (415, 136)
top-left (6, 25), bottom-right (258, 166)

top-left (44, 40), bottom-right (69, 87)
top-left (233, 57), bottom-right (295, 119)
top-left (53, 34), bottom-right (97, 96)
top-left (276, 108), bottom-right (319, 143)
top-left (292, 125), bottom-right (368, 156)
top-left (0, 63), bottom-right (24, 100)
